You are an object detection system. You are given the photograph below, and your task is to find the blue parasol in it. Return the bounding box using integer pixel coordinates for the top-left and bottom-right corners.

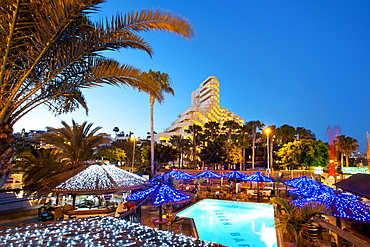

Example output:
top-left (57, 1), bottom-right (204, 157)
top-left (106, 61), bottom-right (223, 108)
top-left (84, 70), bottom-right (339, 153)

top-left (194, 171), bottom-right (222, 179)
top-left (165, 170), bottom-right (194, 180)
top-left (242, 172), bottom-right (274, 182)
top-left (127, 183), bottom-right (192, 229)
top-left (288, 183), bottom-right (334, 198)
top-left (292, 192), bottom-right (370, 222)
top-left (223, 171), bottom-right (248, 180)
top-left (283, 176), bottom-right (320, 188)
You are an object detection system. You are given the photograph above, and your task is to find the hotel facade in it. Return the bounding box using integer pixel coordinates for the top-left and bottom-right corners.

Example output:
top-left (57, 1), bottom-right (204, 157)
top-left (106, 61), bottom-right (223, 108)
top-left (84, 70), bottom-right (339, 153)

top-left (155, 76), bottom-right (244, 143)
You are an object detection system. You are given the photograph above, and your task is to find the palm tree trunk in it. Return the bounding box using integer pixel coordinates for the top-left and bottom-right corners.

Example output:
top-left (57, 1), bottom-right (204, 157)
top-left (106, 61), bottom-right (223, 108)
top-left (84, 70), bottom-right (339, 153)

top-left (0, 124), bottom-right (17, 187)
top-left (252, 133), bottom-right (256, 170)
top-left (345, 154), bottom-right (349, 167)
top-left (150, 96), bottom-right (155, 177)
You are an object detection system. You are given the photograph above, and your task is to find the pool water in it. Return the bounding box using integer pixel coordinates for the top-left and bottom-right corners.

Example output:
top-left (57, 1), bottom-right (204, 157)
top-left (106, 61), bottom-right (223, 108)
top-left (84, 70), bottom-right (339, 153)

top-left (176, 199), bottom-right (277, 247)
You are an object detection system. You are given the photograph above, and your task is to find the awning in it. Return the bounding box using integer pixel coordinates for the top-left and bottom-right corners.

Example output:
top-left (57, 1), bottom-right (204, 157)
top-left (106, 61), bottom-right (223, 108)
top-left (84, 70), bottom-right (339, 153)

top-left (334, 174), bottom-right (370, 200)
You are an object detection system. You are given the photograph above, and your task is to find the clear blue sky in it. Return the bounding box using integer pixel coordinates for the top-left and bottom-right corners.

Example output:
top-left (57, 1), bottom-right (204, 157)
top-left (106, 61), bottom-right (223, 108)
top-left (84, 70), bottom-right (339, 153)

top-left (14, 0), bottom-right (370, 152)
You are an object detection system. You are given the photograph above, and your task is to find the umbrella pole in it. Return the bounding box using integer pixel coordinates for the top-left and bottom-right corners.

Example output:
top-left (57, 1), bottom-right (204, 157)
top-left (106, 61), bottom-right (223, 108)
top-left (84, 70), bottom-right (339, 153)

top-left (158, 205), bottom-right (163, 230)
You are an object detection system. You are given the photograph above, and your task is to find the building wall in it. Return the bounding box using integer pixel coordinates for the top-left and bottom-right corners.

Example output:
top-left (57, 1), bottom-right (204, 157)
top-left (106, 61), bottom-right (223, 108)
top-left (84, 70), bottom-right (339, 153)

top-left (155, 76), bottom-right (244, 143)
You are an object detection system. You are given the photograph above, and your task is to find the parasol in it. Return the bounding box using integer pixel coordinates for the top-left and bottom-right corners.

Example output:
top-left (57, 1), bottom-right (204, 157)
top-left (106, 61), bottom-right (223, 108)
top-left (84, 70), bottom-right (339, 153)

top-left (126, 183), bottom-right (192, 229)
top-left (292, 192), bottom-right (370, 222)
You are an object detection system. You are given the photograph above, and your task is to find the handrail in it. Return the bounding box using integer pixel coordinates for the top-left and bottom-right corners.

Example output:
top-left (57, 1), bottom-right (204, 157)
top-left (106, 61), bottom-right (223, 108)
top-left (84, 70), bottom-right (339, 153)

top-left (185, 217), bottom-right (199, 239)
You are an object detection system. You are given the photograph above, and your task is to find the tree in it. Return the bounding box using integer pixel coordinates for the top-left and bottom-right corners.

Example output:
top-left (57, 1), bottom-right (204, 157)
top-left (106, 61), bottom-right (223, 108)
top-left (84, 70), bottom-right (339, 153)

top-left (203, 121), bottom-right (221, 142)
top-left (14, 148), bottom-right (67, 188)
top-left (97, 147), bottom-right (127, 165)
top-left (245, 120), bottom-right (265, 170)
top-left (271, 197), bottom-right (329, 246)
top-left (186, 124), bottom-right (203, 168)
top-left (222, 120), bottom-right (241, 143)
top-left (336, 135), bottom-right (359, 167)
top-left (140, 143), bottom-right (178, 174)
top-left (199, 141), bottom-right (225, 169)
top-left (277, 139), bottom-right (329, 170)
top-left (275, 124), bottom-right (296, 145)
top-left (223, 143), bottom-right (242, 169)
top-left (143, 70), bottom-right (174, 177)
top-left (296, 127), bottom-right (316, 139)
top-left (39, 120), bottom-right (111, 168)
top-left (113, 127), bottom-right (120, 136)
top-left (236, 123), bottom-right (252, 170)
top-left (0, 0), bottom-right (193, 186)
top-left (169, 135), bottom-right (191, 168)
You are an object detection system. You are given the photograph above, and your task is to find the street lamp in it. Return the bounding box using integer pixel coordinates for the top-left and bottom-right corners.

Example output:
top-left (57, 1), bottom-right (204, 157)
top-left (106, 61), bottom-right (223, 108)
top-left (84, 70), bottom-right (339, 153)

top-left (265, 127), bottom-right (271, 175)
top-left (131, 136), bottom-right (136, 170)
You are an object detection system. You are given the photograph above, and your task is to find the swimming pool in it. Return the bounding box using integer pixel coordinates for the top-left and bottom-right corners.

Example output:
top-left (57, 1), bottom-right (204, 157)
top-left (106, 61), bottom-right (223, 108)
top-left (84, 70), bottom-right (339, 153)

top-left (176, 199), bottom-right (277, 247)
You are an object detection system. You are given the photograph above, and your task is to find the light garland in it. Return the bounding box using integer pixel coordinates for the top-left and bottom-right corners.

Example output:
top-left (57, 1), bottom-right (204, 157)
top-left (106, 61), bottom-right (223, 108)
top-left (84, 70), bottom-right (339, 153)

top-left (292, 192), bottom-right (370, 222)
top-left (0, 217), bottom-right (222, 246)
top-left (54, 164), bottom-right (146, 191)
top-left (242, 172), bottom-right (274, 182)
top-left (288, 183), bottom-right (334, 198)
top-left (126, 184), bottom-right (191, 206)
top-left (165, 170), bottom-right (194, 180)
top-left (194, 171), bottom-right (222, 179)
top-left (284, 176), bottom-right (320, 188)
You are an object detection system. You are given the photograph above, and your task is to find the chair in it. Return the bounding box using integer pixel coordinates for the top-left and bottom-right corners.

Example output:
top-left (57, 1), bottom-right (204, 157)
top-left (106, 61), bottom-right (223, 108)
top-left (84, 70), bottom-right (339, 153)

top-left (171, 217), bottom-right (185, 231)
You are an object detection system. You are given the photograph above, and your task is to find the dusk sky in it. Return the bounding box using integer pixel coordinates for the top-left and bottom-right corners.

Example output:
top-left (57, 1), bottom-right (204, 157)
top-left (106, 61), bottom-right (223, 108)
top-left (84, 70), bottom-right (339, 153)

top-left (14, 0), bottom-right (370, 152)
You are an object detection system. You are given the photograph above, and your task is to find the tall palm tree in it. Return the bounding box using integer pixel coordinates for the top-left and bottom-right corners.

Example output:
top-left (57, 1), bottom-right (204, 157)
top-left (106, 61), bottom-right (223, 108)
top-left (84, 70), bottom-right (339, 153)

top-left (186, 124), bottom-right (203, 168)
top-left (169, 135), bottom-right (190, 168)
top-left (0, 0), bottom-right (193, 186)
top-left (203, 121), bottom-right (221, 142)
top-left (236, 123), bottom-right (251, 170)
top-left (222, 120), bottom-right (241, 143)
top-left (245, 120), bottom-right (265, 170)
top-left (144, 70), bottom-right (174, 177)
top-left (336, 135), bottom-right (359, 167)
top-left (39, 120), bottom-right (111, 168)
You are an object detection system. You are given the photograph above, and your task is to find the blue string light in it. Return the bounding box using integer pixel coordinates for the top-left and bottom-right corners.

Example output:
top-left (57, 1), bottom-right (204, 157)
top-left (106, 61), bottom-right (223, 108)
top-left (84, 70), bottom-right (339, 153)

top-left (292, 192), bottom-right (370, 222)
top-left (222, 171), bottom-right (248, 180)
top-left (288, 183), bottom-right (334, 198)
top-left (242, 172), bottom-right (274, 182)
top-left (194, 171), bottom-right (222, 179)
top-left (284, 176), bottom-right (320, 188)
top-left (127, 184), bottom-right (191, 206)
top-left (165, 170), bottom-right (194, 180)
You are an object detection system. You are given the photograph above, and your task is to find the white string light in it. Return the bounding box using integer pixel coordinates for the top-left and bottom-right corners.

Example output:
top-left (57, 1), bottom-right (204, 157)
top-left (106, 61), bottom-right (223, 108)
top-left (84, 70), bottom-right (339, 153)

top-left (54, 164), bottom-right (146, 191)
top-left (0, 217), bottom-right (222, 246)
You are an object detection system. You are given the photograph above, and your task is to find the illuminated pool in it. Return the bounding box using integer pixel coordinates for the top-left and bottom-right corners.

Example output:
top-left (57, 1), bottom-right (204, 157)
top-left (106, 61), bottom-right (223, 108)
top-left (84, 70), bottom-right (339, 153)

top-left (176, 199), bottom-right (277, 247)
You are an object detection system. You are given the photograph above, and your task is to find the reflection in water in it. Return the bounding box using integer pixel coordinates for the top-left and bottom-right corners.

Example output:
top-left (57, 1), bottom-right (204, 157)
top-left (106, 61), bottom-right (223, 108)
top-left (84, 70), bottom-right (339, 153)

top-left (251, 221), bottom-right (277, 247)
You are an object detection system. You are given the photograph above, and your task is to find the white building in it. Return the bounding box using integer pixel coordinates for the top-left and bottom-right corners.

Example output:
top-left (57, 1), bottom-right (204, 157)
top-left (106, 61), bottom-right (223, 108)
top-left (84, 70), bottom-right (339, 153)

top-left (155, 76), bottom-right (244, 143)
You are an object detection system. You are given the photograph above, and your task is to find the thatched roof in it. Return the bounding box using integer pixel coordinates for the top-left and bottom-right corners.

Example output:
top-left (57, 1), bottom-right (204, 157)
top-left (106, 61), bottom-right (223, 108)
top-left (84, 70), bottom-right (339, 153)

top-left (50, 164), bottom-right (147, 194)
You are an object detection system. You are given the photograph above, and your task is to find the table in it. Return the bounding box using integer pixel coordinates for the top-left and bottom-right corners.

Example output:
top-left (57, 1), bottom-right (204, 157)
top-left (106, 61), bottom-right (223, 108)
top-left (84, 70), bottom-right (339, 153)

top-left (152, 218), bottom-right (169, 230)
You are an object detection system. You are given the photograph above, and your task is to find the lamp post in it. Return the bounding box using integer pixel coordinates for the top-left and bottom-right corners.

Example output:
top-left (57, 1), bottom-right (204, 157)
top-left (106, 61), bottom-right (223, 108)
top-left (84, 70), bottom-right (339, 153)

top-left (131, 136), bottom-right (136, 171)
top-left (265, 127), bottom-right (271, 175)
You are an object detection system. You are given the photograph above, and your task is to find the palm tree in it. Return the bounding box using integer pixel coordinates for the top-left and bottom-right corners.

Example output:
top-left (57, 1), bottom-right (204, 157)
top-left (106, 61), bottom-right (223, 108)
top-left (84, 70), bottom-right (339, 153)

top-left (336, 135), bottom-right (359, 167)
top-left (245, 120), bottom-right (265, 170)
top-left (15, 148), bottom-right (67, 188)
top-left (39, 120), bottom-right (111, 168)
top-left (169, 135), bottom-right (191, 168)
top-left (0, 0), bottom-right (193, 186)
top-left (113, 127), bottom-right (120, 136)
top-left (144, 70), bottom-right (174, 177)
top-left (271, 197), bottom-right (330, 246)
top-left (203, 121), bottom-right (221, 142)
top-left (222, 120), bottom-right (241, 143)
top-left (236, 123), bottom-right (251, 170)
top-left (186, 124), bottom-right (203, 168)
